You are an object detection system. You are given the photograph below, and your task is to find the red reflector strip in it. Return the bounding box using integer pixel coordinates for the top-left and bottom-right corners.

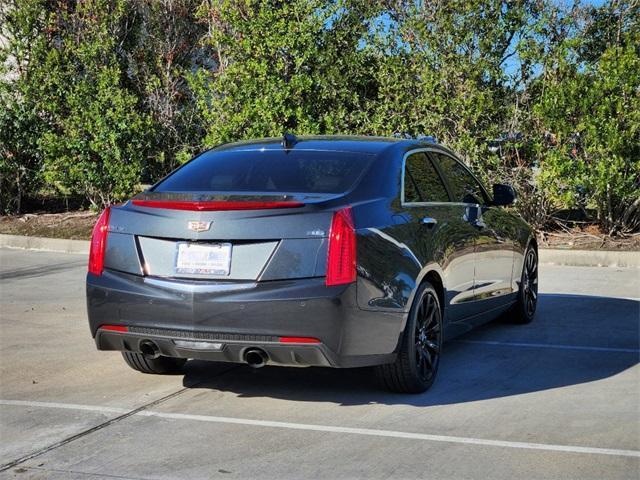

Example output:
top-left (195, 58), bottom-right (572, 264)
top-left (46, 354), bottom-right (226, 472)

top-left (100, 325), bottom-right (129, 333)
top-left (278, 336), bottom-right (321, 344)
top-left (131, 200), bottom-right (304, 211)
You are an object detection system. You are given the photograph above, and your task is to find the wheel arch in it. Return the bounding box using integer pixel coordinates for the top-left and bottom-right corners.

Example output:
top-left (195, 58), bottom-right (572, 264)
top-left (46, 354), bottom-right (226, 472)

top-left (393, 266), bottom-right (447, 356)
top-left (423, 270), bottom-right (445, 317)
top-left (410, 263), bottom-right (447, 318)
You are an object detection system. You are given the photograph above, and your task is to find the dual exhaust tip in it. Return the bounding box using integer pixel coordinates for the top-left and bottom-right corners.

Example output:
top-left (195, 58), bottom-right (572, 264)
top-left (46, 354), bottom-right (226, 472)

top-left (244, 348), bottom-right (268, 368)
top-left (139, 340), bottom-right (269, 369)
top-left (140, 340), bottom-right (161, 359)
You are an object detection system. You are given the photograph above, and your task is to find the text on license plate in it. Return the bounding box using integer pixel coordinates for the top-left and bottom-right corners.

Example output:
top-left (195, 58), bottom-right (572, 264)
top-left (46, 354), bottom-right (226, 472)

top-left (175, 243), bottom-right (232, 275)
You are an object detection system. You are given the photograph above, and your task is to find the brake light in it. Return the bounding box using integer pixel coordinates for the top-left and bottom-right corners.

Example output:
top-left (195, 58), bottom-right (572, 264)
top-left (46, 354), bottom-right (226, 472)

top-left (88, 207), bottom-right (110, 276)
top-left (100, 325), bottom-right (128, 333)
top-left (131, 200), bottom-right (304, 211)
top-left (325, 207), bottom-right (356, 286)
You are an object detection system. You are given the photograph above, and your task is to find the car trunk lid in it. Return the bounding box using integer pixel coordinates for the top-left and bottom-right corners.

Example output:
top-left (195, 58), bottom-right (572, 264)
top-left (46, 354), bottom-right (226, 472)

top-left (104, 193), bottom-right (336, 281)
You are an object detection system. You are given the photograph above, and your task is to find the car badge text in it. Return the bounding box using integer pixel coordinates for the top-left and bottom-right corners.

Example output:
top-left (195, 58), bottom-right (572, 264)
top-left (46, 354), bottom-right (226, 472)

top-left (188, 221), bottom-right (212, 233)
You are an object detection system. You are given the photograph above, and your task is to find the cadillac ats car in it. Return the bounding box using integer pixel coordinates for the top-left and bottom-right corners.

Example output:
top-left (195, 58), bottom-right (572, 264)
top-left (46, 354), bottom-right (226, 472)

top-left (86, 135), bottom-right (538, 393)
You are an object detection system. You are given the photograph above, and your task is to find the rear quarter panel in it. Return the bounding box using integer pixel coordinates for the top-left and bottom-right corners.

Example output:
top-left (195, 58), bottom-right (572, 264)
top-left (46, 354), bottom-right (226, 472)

top-left (351, 146), bottom-right (449, 319)
top-left (351, 144), bottom-right (534, 331)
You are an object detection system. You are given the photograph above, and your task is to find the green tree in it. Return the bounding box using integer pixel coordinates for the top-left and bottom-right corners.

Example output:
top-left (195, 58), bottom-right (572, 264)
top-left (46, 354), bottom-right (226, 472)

top-left (534, 38), bottom-right (640, 233)
top-left (1, 0), bottom-right (153, 210)
top-left (532, 1), bottom-right (640, 233)
top-left (189, 0), bottom-right (379, 146)
top-left (0, 0), bottom-right (48, 213)
top-left (125, 0), bottom-right (207, 174)
top-left (362, 1), bottom-right (544, 175)
top-left (0, 0), bottom-right (638, 233)
top-left (36, 1), bottom-right (153, 208)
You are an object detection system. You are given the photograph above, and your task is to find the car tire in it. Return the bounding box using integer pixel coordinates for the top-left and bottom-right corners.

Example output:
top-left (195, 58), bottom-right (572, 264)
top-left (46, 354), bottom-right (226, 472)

top-left (376, 282), bottom-right (443, 394)
top-left (121, 351), bottom-right (186, 374)
top-left (508, 246), bottom-right (539, 324)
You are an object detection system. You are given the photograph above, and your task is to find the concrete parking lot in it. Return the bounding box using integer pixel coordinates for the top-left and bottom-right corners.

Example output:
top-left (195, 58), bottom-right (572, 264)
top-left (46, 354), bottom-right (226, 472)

top-left (0, 248), bottom-right (638, 479)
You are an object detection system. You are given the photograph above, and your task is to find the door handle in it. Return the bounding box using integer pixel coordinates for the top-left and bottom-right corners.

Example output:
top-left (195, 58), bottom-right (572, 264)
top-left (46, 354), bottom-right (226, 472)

top-left (421, 217), bottom-right (438, 228)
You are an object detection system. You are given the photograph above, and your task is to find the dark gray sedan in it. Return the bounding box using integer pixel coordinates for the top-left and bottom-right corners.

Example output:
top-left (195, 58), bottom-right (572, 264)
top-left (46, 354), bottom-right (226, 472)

top-left (86, 135), bottom-right (538, 393)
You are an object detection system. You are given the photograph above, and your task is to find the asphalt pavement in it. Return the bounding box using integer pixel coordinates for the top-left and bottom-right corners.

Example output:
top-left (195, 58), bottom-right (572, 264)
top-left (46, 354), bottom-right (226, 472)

top-left (0, 248), bottom-right (638, 479)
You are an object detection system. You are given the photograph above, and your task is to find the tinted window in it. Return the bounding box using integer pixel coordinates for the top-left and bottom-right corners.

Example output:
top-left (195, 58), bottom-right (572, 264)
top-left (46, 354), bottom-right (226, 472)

top-left (403, 152), bottom-right (450, 203)
top-left (154, 149), bottom-right (373, 194)
top-left (434, 153), bottom-right (487, 204)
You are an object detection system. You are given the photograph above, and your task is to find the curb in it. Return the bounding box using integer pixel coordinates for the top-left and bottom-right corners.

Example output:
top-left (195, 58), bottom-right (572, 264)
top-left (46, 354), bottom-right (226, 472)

top-left (538, 249), bottom-right (639, 268)
top-left (1, 233), bottom-right (638, 267)
top-left (0, 234), bottom-right (89, 255)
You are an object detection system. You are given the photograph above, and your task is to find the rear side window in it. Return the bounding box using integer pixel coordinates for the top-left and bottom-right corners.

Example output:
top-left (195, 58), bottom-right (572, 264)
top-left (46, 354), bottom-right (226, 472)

top-left (153, 149), bottom-right (374, 194)
top-left (403, 152), bottom-right (450, 203)
top-left (433, 153), bottom-right (487, 204)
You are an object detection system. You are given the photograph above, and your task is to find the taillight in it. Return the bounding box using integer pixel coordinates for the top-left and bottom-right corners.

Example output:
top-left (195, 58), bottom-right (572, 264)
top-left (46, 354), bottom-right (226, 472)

top-left (88, 207), bottom-right (111, 276)
top-left (325, 207), bottom-right (356, 286)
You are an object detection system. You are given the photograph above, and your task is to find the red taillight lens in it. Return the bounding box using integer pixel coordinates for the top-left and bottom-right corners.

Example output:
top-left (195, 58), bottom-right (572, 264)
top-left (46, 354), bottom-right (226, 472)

top-left (88, 207), bottom-right (111, 276)
top-left (325, 207), bottom-right (356, 286)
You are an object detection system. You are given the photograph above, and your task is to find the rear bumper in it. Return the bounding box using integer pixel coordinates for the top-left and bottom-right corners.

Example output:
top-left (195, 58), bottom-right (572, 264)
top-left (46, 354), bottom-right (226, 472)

top-left (87, 270), bottom-right (404, 368)
top-left (96, 328), bottom-right (336, 367)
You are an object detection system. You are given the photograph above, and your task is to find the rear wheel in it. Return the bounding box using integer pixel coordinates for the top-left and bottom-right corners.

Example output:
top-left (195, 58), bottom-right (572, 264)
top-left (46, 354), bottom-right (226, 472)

top-left (509, 246), bottom-right (538, 324)
top-left (121, 352), bottom-right (186, 374)
top-left (376, 282), bottom-right (443, 393)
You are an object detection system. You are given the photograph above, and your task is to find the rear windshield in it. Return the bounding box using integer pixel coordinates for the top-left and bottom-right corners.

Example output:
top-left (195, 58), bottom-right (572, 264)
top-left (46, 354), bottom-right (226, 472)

top-left (153, 149), bottom-right (374, 194)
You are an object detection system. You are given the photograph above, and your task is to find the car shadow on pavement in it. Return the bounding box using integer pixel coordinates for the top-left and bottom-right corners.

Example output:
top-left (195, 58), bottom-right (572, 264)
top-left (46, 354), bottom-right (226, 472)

top-left (181, 293), bottom-right (639, 407)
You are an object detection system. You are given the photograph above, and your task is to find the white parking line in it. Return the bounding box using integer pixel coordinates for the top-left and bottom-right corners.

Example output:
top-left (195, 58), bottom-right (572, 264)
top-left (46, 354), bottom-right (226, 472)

top-left (0, 399), bottom-right (128, 414)
top-left (2, 399), bottom-right (639, 458)
top-left (540, 293), bottom-right (640, 301)
top-left (455, 340), bottom-right (640, 353)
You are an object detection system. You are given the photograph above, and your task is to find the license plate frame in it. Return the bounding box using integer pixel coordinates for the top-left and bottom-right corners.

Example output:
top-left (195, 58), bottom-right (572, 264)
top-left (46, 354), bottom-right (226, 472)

top-left (174, 242), bottom-right (232, 276)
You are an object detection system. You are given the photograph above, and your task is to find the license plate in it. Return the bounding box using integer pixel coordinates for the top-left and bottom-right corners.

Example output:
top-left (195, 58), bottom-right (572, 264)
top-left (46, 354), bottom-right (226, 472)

top-left (175, 243), bottom-right (232, 276)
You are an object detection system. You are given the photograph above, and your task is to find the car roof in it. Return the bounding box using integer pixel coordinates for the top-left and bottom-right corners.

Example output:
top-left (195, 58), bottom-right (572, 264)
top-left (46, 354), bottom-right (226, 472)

top-left (212, 135), bottom-right (441, 156)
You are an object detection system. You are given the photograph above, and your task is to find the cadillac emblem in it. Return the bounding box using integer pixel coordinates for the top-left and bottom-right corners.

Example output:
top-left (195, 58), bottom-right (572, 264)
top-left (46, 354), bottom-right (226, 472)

top-left (187, 221), bottom-right (212, 233)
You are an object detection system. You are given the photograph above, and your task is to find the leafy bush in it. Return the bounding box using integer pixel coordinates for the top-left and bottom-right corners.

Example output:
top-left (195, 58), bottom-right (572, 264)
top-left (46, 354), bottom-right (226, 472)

top-left (188, 0), bottom-right (376, 145)
top-left (0, 0), bottom-right (46, 213)
top-left (534, 34), bottom-right (640, 234)
top-left (124, 0), bottom-right (206, 178)
top-left (0, 0), bottom-right (637, 233)
top-left (40, 65), bottom-right (152, 207)
top-left (0, 86), bottom-right (44, 213)
top-left (1, 0), bottom-right (153, 210)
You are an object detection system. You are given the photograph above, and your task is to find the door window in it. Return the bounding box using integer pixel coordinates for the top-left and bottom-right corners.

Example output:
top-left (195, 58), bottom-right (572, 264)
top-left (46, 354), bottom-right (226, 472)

top-left (403, 153), bottom-right (450, 203)
top-left (433, 153), bottom-right (488, 204)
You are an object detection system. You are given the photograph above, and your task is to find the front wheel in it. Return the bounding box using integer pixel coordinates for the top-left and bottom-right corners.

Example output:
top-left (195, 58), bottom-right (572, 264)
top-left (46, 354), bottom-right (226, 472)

top-left (509, 246), bottom-right (538, 324)
top-left (376, 282), bottom-right (443, 393)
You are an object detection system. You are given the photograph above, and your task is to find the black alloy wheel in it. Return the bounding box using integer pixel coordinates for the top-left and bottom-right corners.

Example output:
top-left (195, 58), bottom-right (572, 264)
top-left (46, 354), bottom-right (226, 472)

top-left (522, 248), bottom-right (538, 317)
top-left (414, 290), bottom-right (442, 383)
top-left (509, 246), bottom-right (538, 324)
top-left (376, 282), bottom-right (443, 393)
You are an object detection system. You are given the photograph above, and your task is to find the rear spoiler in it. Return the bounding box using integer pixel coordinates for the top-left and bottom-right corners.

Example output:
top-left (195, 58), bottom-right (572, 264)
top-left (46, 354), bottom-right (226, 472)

top-left (131, 200), bottom-right (305, 211)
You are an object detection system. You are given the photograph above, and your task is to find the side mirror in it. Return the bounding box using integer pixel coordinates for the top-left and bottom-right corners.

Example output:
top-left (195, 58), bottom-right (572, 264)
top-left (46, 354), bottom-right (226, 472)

top-left (492, 184), bottom-right (516, 206)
